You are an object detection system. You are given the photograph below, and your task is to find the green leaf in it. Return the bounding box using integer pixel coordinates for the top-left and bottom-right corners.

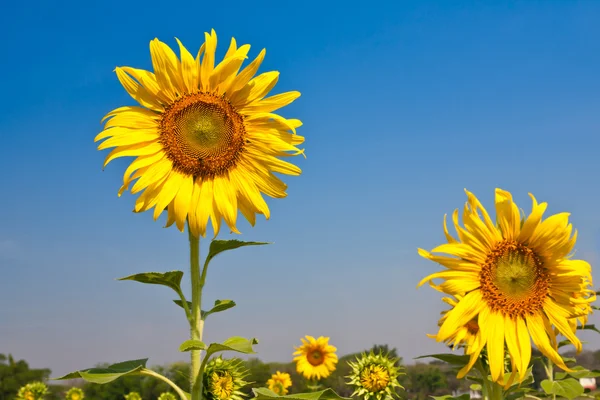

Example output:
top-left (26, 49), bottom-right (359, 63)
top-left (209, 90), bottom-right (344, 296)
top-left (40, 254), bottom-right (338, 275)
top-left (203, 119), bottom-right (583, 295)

top-left (179, 340), bottom-right (207, 352)
top-left (205, 337), bottom-right (259, 359)
top-left (555, 365), bottom-right (600, 379)
top-left (173, 299), bottom-right (193, 310)
top-left (469, 384), bottom-right (481, 391)
top-left (540, 378), bottom-right (584, 400)
top-left (431, 396), bottom-right (470, 400)
top-left (579, 324), bottom-right (600, 334)
top-left (205, 240), bottom-right (269, 267)
top-left (252, 388), bottom-right (350, 400)
top-left (203, 299), bottom-right (236, 319)
top-left (415, 353), bottom-right (470, 365)
top-left (173, 299), bottom-right (236, 320)
top-left (119, 271), bottom-right (184, 295)
top-left (52, 359), bottom-right (148, 384)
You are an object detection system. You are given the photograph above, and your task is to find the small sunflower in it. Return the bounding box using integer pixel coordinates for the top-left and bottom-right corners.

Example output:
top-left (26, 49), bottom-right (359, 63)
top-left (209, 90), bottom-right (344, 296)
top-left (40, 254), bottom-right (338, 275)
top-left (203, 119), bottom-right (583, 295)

top-left (157, 393), bottom-right (177, 400)
top-left (418, 188), bottom-right (595, 383)
top-left (65, 387), bottom-right (84, 400)
top-left (266, 371), bottom-right (292, 395)
top-left (347, 351), bottom-right (404, 400)
top-left (293, 335), bottom-right (338, 380)
top-left (124, 392), bottom-right (142, 400)
top-left (203, 357), bottom-right (248, 400)
top-left (17, 382), bottom-right (48, 400)
top-left (96, 29), bottom-right (304, 238)
top-left (428, 295), bottom-right (481, 352)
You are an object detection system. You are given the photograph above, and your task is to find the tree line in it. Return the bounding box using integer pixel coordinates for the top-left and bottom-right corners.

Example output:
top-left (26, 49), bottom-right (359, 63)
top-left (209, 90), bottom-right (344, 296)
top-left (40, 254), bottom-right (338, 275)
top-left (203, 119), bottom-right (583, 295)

top-left (3, 345), bottom-right (600, 400)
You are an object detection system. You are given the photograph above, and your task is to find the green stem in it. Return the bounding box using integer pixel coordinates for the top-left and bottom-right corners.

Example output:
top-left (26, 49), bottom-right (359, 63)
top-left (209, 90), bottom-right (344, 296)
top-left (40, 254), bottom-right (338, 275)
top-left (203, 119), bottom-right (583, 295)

top-left (475, 360), bottom-right (492, 399)
top-left (189, 227), bottom-right (203, 400)
top-left (139, 368), bottom-right (188, 400)
top-left (546, 358), bottom-right (556, 400)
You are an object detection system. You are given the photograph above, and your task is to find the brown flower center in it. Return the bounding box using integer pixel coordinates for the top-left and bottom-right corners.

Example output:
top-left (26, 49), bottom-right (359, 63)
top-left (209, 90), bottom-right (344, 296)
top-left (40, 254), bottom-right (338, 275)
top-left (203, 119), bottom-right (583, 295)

top-left (159, 92), bottom-right (246, 178)
top-left (308, 350), bottom-right (324, 366)
top-left (480, 240), bottom-right (549, 316)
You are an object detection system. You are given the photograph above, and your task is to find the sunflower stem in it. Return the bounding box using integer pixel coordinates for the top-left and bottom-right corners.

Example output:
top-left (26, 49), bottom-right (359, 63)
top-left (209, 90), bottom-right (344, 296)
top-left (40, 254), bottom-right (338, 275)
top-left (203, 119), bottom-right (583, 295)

top-left (189, 227), bottom-right (204, 400)
top-left (545, 358), bottom-right (556, 400)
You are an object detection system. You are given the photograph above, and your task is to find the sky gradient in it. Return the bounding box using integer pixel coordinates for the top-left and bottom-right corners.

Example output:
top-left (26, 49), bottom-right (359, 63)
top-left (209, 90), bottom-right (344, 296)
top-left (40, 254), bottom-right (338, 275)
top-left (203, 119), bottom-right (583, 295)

top-left (1, 0), bottom-right (600, 377)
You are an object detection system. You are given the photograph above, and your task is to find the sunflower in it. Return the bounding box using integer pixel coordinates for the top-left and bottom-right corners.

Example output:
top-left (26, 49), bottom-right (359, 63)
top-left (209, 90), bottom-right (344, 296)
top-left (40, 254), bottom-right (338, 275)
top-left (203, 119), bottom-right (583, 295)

top-left (17, 382), bottom-right (48, 400)
top-left (203, 357), bottom-right (248, 400)
top-left (266, 371), bottom-right (292, 395)
top-left (123, 393), bottom-right (141, 400)
top-left (293, 335), bottom-right (338, 380)
top-left (418, 188), bottom-right (595, 383)
top-left (96, 30), bottom-right (304, 237)
top-left (65, 387), bottom-right (84, 400)
top-left (347, 351), bottom-right (403, 400)
top-left (157, 393), bottom-right (177, 400)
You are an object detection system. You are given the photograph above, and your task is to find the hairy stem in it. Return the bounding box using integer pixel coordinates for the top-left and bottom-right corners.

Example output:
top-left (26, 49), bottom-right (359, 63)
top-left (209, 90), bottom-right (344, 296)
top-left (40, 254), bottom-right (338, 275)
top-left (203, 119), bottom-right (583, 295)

top-left (189, 228), bottom-right (203, 400)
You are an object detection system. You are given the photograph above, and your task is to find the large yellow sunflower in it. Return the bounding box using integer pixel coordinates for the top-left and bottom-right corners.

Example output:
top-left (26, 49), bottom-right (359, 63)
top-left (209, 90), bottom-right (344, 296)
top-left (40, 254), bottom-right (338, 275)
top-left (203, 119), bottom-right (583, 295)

top-left (293, 335), bottom-right (338, 380)
top-left (418, 188), bottom-right (595, 384)
top-left (95, 30), bottom-right (304, 237)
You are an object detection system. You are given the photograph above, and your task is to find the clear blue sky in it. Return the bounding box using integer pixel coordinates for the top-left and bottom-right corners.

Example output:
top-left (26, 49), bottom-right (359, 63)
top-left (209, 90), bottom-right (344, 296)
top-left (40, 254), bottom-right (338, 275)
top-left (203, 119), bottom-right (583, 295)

top-left (1, 0), bottom-right (600, 377)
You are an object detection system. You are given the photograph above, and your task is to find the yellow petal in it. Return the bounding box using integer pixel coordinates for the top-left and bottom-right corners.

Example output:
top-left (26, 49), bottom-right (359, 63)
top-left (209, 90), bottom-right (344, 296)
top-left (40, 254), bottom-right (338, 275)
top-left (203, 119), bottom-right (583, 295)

top-left (153, 170), bottom-right (186, 220)
top-left (518, 193), bottom-right (547, 242)
top-left (130, 158), bottom-right (173, 194)
top-left (150, 38), bottom-right (183, 97)
top-left (200, 30), bottom-right (217, 91)
top-left (226, 49), bottom-right (266, 95)
top-left (495, 188), bottom-right (521, 240)
top-left (515, 316), bottom-right (531, 382)
top-left (103, 142), bottom-right (163, 168)
top-left (115, 68), bottom-right (163, 111)
top-left (482, 311), bottom-right (505, 383)
top-left (175, 38), bottom-right (198, 93)
top-left (240, 91), bottom-right (301, 113)
top-left (173, 175), bottom-right (194, 231)
top-left (212, 175), bottom-right (240, 234)
top-left (437, 290), bottom-right (485, 342)
top-left (543, 299), bottom-right (582, 352)
top-left (230, 71), bottom-right (279, 107)
top-left (526, 313), bottom-right (571, 371)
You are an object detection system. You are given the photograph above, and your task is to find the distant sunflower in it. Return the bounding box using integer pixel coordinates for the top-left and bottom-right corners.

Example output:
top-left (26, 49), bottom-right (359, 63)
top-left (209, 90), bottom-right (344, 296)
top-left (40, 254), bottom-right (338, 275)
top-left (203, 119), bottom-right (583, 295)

top-left (157, 393), bottom-right (177, 400)
top-left (293, 335), bottom-right (338, 380)
top-left (203, 357), bottom-right (248, 400)
top-left (418, 188), bottom-right (595, 383)
top-left (65, 388), bottom-right (84, 400)
top-left (347, 351), bottom-right (403, 400)
top-left (17, 382), bottom-right (48, 400)
top-left (267, 371), bottom-right (292, 395)
top-left (96, 29), bottom-right (304, 237)
top-left (124, 393), bottom-right (141, 400)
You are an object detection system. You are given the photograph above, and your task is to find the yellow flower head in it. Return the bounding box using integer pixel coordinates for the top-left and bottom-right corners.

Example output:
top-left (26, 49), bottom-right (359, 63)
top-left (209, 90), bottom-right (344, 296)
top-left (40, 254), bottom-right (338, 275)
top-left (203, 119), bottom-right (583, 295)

top-left (124, 393), bottom-right (141, 400)
top-left (267, 371), bottom-right (292, 395)
top-left (203, 357), bottom-right (248, 400)
top-left (347, 351), bottom-right (403, 400)
top-left (418, 188), bottom-right (595, 384)
top-left (96, 29), bottom-right (304, 238)
top-left (293, 335), bottom-right (338, 380)
top-left (157, 394), bottom-right (177, 400)
top-left (65, 387), bottom-right (84, 400)
top-left (17, 382), bottom-right (48, 400)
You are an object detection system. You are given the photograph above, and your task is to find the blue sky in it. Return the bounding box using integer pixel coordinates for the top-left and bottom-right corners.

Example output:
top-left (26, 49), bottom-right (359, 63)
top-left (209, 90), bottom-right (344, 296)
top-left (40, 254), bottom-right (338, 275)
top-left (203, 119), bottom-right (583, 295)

top-left (1, 0), bottom-right (600, 377)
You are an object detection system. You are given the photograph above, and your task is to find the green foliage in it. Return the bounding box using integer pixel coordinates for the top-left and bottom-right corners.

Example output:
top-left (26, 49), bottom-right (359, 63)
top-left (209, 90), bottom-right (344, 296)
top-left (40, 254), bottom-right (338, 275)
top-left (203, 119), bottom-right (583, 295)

top-left (0, 354), bottom-right (51, 400)
top-left (252, 388), bottom-right (350, 400)
top-left (53, 359), bottom-right (148, 384)
top-left (81, 362), bottom-right (189, 400)
top-left (540, 378), bottom-right (585, 399)
top-left (204, 240), bottom-right (270, 268)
